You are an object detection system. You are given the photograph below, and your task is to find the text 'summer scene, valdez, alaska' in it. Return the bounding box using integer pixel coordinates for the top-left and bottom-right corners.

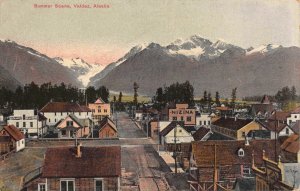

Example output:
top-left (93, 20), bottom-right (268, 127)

top-left (0, 0), bottom-right (299, 191)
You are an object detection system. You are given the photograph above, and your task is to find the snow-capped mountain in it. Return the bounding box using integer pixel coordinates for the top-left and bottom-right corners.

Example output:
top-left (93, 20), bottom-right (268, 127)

top-left (90, 34), bottom-right (299, 97)
top-left (246, 44), bottom-right (282, 55)
top-left (89, 44), bottom-right (148, 87)
top-left (54, 57), bottom-right (104, 87)
top-left (0, 39), bottom-right (81, 88)
top-left (166, 35), bottom-right (247, 60)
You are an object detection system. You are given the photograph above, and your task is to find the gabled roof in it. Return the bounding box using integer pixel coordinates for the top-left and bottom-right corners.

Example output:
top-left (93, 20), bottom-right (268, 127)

top-left (291, 121), bottom-right (300, 134)
top-left (280, 134), bottom-right (299, 154)
top-left (192, 127), bottom-right (211, 141)
top-left (191, 140), bottom-right (278, 167)
top-left (160, 121), bottom-right (184, 137)
top-left (99, 117), bottom-right (117, 132)
top-left (42, 146), bottom-right (121, 178)
top-left (3, 125), bottom-right (24, 141)
top-left (40, 102), bottom-right (91, 112)
top-left (256, 119), bottom-right (290, 133)
top-left (291, 106), bottom-right (300, 114)
top-left (94, 97), bottom-right (106, 104)
top-left (268, 111), bottom-right (290, 121)
top-left (212, 118), bottom-right (253, 131)
top-left (56, 114), bottom-right (92, 129)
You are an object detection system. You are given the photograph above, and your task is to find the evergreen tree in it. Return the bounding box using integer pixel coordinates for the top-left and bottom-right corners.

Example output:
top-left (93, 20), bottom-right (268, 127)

top-left (231, 87), bottom-right (237, 109)
top-left (291, 86), bottom-right (296, 100)
top-left (133, 82), bottom-right (139, 106)
top-left (215, 91), bottom-right (221, 106)
top-left (118, 92), bottom-right (123, 103)
top-left (208, 92), bottom-right (212, 111)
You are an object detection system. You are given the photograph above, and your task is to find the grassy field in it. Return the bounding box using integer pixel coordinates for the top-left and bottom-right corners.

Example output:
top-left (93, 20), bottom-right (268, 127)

top-left (109, 94), bottom-right (151, 103)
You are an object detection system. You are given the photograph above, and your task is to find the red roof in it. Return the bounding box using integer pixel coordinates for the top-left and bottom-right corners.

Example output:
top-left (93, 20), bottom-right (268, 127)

top-left (192, 140), bottom-right (278, 167)
top-left (192, 127), bottom-right (211, 141)
top-left (3, 125), bottom-right (24, 141)
top-left (40, 102), bottom-right (91, 112)
top-left (42, 146), bottom-right (121, 178)
top-left (268, 111), bottom-right (290, 121)
top-left (212, 118), bottom-right (253, 131)
top-left (280, 134), bottom-right (299, 154)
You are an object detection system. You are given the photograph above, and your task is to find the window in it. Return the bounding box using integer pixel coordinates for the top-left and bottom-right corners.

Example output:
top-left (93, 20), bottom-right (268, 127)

top-left (16, 122), bottom-right (19, 128)
top-left (60, 179), bottom-right (74, 191)
top-left (23, 115), bottom-right (25, 120)
top-left (187, 116), bottom-right (191, 122)
top-left (67, 121), bottom-right (73, 126)
top-left (238, 148), bottom-right (244, 157)
top-left (286, 128), bottom-right (289, 135)
top-left (61, 112), bottom-right (63, 116)
top-left (243, 166), bottom-right (251, 176)
top-left (104, 109), bottom-right (107, 113)
top-left (38, 183), bottom-right (46, 191)
top-left (172, 117), bottom-right (177, 121)
top-left (79, 112), bottom-right (81, 116)
top-left (98, 109), bottom-right (101, 113)
top-left (23, 122), bottom-right (26, 127)
top-left (289, 120), bottom-right (292, 124)
top-left (94, 179), bottom-right (103, 191)
top-left (55, 112), bottom-right (57, 116)
top-left (61, 130), bottom-right (66, 136)
top-left (49, 119), bottom-right (51, 122)
top-left (30, 122), bottom-right (33, 127)
top-left (199, 121), bottom-right (202, 125)
top-left (180, 116), bottom-right (184, 121)
top-left (55, 119), bottom-right (57, 122)
top-left (208, 121), bottom-right (211, 125)
top-left (204, 121), bottom-right (206, 125)
top-left (295, 115), bottom-right (297, 118)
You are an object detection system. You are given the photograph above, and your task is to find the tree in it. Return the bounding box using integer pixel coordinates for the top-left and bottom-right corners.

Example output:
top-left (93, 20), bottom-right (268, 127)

top-left (155, 87), bottom-right (164, 103)
top-left (203, 91), bottom-right (208, 104)
top-left (96, 86), bottom-right (109, 103)
top-left (208, 92), bottom-right (212, 111)
top-left (118, 92), bottom-right (123, 103)
top-left (133, 82), bottom-right (139, 106)
top-left (231, 87), bottom-right (237, 109)
top-left (215, 91), bottom-right (221, 106)
top-left (291, 86), bottom-right (297, 100)
top-left (113, 96), bottom-right (117, 102)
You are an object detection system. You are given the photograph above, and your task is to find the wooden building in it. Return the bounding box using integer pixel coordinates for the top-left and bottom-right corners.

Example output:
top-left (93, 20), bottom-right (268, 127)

top-left (98, 117), bottom-right (118, 138)
top-left (23, 144), bottom-right (121, 191)
top-left (0, 125), bottom-right (25, 152)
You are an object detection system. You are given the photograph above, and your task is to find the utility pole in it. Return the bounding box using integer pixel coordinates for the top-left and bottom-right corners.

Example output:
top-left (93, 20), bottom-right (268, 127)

top-left (146, 112), bottom-right (149, 138)
top-left (275, 111), bottom-right (278, 162)
top-left (213, 144), bottom-right (217, 191)
top-left (174, 124), bottom-right (177, 174)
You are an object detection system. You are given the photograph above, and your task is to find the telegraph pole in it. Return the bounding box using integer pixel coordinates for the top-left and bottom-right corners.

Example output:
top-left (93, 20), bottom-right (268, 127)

top-left (174, 124), bottom-right (177, 174)
top-left (146, 112), bottom-right (149, 137)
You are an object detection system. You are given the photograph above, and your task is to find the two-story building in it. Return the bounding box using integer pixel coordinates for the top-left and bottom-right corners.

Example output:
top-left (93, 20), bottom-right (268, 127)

top-left (168, 104), bottom-right (196, 129)
top-left (287, 106), bottom-right (300, 125)
top-left (195, 113), bottom-right (212, 127)
top-left (23, 144), bottom-right (121, 191)
top-left (88, 98), bottom-right (111, 125)
top-left (211, 117), bottom-right (263, 140)
top-left (7, 109), bottom-right (47, 137)
top-left (40, 102), bottom-right (92, 126)
top-left (98, 117), bottom-right (118, 138)
top-left (55, 114), bottom-right (92, 138)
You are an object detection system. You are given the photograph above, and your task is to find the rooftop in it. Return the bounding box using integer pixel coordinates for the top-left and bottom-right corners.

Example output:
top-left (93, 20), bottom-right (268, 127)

top-left (42, 146), bottom-right (121, 178)
top-left (212, 117), bottom-right (253, 131)
top-left (40, 102), bottom-right (91, 112)
top-left (3, 125), bottom-right (24, 141)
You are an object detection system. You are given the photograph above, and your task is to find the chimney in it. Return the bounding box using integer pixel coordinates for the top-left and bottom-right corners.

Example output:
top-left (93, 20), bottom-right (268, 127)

top-left (245, 136), bottom-right (249, 146)
top-left (76, 142), bottom-right (82, 158)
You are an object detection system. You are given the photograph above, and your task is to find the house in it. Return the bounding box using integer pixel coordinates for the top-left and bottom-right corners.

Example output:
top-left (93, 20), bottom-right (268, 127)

top-left (256, 119), bottom-right (295, 139)
top-left (160, 121), bottom-right (194, 146)
top-left (0, 125), bottom-right (25, 152)
top-left (195, 113), bottom-right (211, 127)
top-left (192, 126), bottom-right (212, 141)
top-left (40, 102), bottom-right (92, 126)
top-left (98, 117), bottom-right (118, 138)
top-left (168, 104), bottom-right (196, 127)
top-left (55, 114), bottom-right (92, 138)
top-left (215, 106), bottom-right (233, 117)
top-left (150, 120), bottom-right (171, 139)
top-left (189, 139), bottom-right (279, 190)
top-left (287, 106), bottom-right (300, 125)
top-left (88, 98), bottom-right (111, 125)
top-left (211, 117), bottom-right (263, 140)
top-left (250, 95), bottom-right (274, 119)
top-left (7, 109), bottom-right (47, 137)
top-left (134, 110), bottom-right (143, 121)
top-left (252, 153), bottom-right (294, 191)
top-left (23, 144), bottom-right (121, 191)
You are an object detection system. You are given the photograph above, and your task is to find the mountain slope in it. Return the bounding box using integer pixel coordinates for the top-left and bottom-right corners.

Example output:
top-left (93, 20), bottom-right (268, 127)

top-left (0, 64), bottom-right (21, 90)
top-left (54, 57), bottom-right (104, 86)
top-left (0, 40), bottom-right (82, 88)
top-left (93, 35), bottom-right (300, 97)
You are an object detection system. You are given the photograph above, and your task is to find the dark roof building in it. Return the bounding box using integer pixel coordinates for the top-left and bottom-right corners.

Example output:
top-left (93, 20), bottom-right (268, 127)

top-left (40, 102), bottom-right (91, 112)
top-left (192, 126), bottom-right (211, 141)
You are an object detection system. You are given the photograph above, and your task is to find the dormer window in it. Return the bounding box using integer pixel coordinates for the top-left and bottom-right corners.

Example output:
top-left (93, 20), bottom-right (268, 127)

top-left (238, 148), bottom-right (245, 157)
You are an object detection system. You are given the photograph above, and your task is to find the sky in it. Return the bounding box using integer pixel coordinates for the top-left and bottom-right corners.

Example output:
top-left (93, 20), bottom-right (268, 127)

top-left (0, 0), bottom-right (299, 65)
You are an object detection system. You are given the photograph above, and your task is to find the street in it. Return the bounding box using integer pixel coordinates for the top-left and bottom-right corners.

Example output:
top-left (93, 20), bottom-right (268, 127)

top-left (0, 112), bottom-right (189, 191)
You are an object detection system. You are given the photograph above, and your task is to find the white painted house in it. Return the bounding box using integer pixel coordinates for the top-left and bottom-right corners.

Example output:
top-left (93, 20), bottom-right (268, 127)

top-left (195, 113), bottom-right (211, 127)
top-left (7, 109), bottom-right (47, 137)
top-left (0, 125), bottom-right (25, 152)
top-left (287, 107), bottom-right (300, 125)
top-left (160, 121), bottom-right (194, 145)
top-left (40, 102), bottom-right (92, 126)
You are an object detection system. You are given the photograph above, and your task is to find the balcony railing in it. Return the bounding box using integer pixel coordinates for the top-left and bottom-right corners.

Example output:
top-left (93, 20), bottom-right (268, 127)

top-left (8, 116), bottom-right (38, 120)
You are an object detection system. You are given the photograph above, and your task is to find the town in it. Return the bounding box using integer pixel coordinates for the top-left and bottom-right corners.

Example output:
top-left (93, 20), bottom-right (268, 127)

top-left (0, 81), bottom-right (299, 191)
